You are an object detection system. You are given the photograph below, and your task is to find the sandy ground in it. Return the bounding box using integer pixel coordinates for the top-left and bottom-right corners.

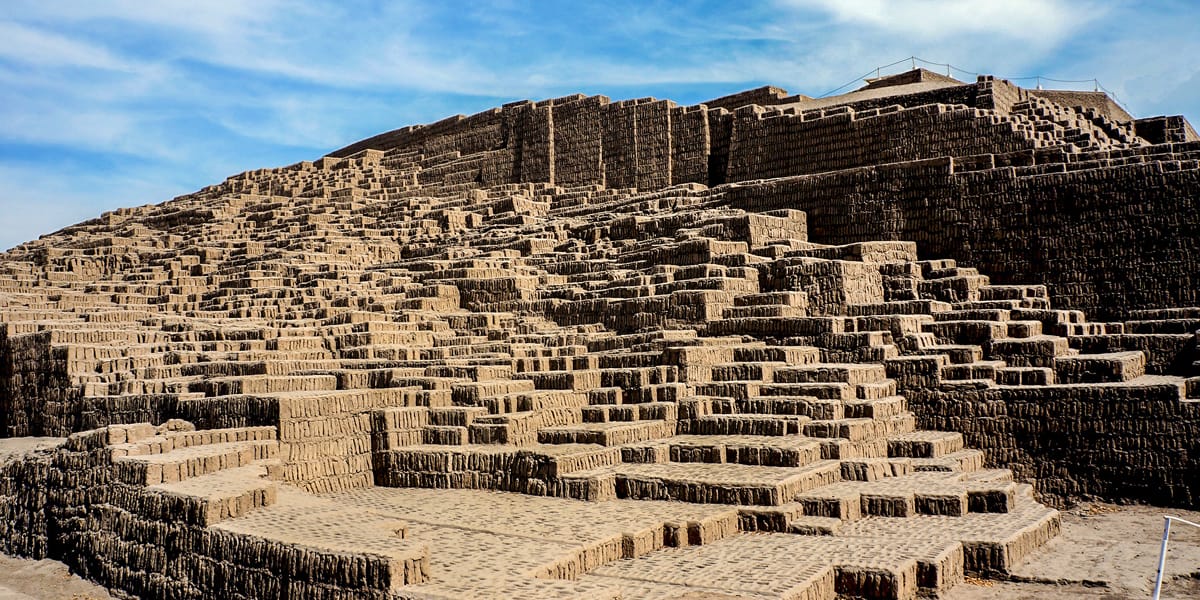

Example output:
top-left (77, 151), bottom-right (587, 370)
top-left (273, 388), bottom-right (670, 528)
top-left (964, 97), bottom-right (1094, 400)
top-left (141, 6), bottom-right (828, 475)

top-left (949, 502), bottom-right (1200, 600)
top-left (1, 501), bottom-right (1198, 599)
top-left (0, 555), bottom-right (112, 600)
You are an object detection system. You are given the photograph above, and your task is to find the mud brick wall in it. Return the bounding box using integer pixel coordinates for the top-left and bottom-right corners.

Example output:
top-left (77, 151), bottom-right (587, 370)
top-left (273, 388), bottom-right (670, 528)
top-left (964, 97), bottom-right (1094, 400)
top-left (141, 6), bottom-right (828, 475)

top-left (508, 101), bottom-right (554, 185)
top-left (419, 108), bottom-right (505, 157)
top-left (725, 103), bottom-right (1040, 182)
top-left (976, 77), bottom-right (1026, 114)
top-left (701, 85), bottom-right (791, 111)
top-left (273, 390), bottom-right (447, 494)
top-left (726, 154), bottom-right (1200, 320)
top-left (764, 258), bottom-right (884, 316)
top-left (74, 394), bottom-right (180, 432)
top-left (949, 161), bottom-right (1200, 319)
top-left (276, 395), bottom-right (378, 493)
top-left (829, 83), bottom-right (981, 116)
top-left (671, 105), bottom-right (711, 185)
top-left (634, 100), bottom-right (674, 190)
top-left (0, 326), bottom-right (9, 436)
top-left (1028, 89), bottom-right (1132, 122)
top-left (1135, 116), bottom-right (1200, 144)
top-left (602, 100), bottom-right (641, 189)
top-left (707, 109), bottom-right (734, 185)
top-left (552, 95), bottom-right (608, 187)
top-left (906, 382), bottom-right (1200, 508)
top-left (0, 448), bottom-right (51, 558)
top-left (0, 329), bottom-right (75, 437)
top-left (0, 429), bottom-right (419, 600)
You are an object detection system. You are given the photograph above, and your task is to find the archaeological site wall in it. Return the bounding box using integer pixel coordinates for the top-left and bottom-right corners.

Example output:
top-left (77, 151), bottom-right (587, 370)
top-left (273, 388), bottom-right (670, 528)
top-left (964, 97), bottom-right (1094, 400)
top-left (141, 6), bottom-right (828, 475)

top-left (331, 75), bottom-right (1196, 320)
top-left (1, 69), bottom-right (1199, 599)
top-left (725, 148), bottom-right (1200, 321)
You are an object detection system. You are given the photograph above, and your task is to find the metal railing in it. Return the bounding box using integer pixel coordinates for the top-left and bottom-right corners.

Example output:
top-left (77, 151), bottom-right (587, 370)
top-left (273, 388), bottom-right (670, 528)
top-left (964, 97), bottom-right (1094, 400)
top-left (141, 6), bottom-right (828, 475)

top-left (816, 56), bottom-right (1129, 113)
top-left (1153, 515), bottom-right (1200, 599)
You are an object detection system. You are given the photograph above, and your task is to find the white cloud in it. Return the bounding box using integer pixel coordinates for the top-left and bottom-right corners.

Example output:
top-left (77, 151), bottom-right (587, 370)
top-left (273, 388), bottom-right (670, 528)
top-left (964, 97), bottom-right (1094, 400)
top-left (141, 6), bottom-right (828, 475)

top-left (3, 0), bottom-right (279, 38)
top-left (782, 0), bottom-right (1101, 43)
top-left (0, 21), bottom-right (132, 70)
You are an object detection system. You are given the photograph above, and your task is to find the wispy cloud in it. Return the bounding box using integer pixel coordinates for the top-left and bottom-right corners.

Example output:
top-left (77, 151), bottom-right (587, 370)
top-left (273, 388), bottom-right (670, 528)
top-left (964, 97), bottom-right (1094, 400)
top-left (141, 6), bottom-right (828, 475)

top-left (781, 0), bottom-right (1102, 43)
top-left (0, 21), bottom-right (133, 70)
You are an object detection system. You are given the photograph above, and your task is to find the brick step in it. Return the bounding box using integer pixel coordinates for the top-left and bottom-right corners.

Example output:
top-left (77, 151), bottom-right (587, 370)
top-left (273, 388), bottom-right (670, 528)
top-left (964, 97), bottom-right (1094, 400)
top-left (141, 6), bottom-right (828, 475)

top-left (189, 374), bottom-right (340, 396)
top-left (837, 499), bottom-right (1060, 579)
top-left (721, 304), bottom-right (807, 319)
top-left (652, 434), bottom-right (824, 468)
top-left (1055, 351), bottom-right (1146, 383)
top-left (937, 378), bottom-right (997, 392)
top-left (111, 438), bottom-right (278, 485)
top-left (887, 431), bottom-right (964, 459)
top-left (105, 423), bottom-right (276, 448)
top-left (924, 320), bottom-right (1008, 345)
top-left (843, 396), bottom-right (907, 420)
top-left (940, 360), bottom-right (1006, 381)
top-left (952, 300), bottom-right (1022, 311)
top-left (209, 487), bottom-right (426, 586)
top-left (856, 380), bottom-right (898, 399)
top-left (1124, 318), bottom-right (1200, 334)
top-left (473, 389), bottom-right (591, 413)
top-left (933, 309), bottom-right (1010, 322)
top-left (996, 366), bottom-right (1055, 386)
top-left (759, 382), bottom-right (854, 400)
top-left (378, 443), bottom-right (622, 480)
top-left (581, 402), bottom-right (667, 422)
top-left (587, 521), bottom-right (964, 599)
top-left (839, 457), bottom-right (913, 482)
top-left (613, 460), bottom-right (843, 505)
top-left (679, 414), bottom-right (808, 436)
top-left (730, 345), bottom-right (823, 364)
top-left (798, 471), bottom-right (1018, 520)
top-left (906, 344), bottom-right (982, 364)
top-left (710, 361), bottom-right (787, 382)
top-left (846, 300), bottom-right (953, 316)
top-left (538, 419), bottom-right (676, 446)
top-left (468, 407), bottom-right (583, 445)
top-left (910, 449), bottom-right (986, 473)
top-left (772, 363), bottom-right (889, 386)
top-left (734, 395), bottom-right (843, 420)
top-left (804, 417), bottom-right (896, 441)
top-left (979, 284), bottom-right (1049, 302)
top-left (986, 335), bottom-right (1072, 367)
top-left (918, 274), bottom-right (989, 303)
top-left (141, 460), bottom-right (280, 526)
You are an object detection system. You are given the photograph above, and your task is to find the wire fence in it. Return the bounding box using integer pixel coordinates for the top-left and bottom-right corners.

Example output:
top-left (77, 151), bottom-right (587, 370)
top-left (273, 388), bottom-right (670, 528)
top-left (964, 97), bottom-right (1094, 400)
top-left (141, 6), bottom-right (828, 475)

top-left (816, 56), bottom-right (1130, 113)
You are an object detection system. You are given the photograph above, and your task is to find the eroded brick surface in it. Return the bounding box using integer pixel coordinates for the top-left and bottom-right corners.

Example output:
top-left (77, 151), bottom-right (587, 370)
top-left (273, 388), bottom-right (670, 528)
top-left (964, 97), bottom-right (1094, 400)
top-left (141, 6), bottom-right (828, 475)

top-left (1, 70), bottom-right (1198, 599)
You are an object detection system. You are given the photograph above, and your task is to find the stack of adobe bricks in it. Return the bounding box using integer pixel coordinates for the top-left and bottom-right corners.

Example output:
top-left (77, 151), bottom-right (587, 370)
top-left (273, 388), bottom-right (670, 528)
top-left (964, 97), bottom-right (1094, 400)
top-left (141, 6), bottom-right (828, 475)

top-left (0, 73), bottom-right (1198, 599)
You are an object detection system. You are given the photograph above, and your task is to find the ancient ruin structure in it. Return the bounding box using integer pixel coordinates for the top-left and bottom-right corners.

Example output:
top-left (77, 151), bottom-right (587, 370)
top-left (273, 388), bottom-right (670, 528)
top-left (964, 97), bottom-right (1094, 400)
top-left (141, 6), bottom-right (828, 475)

top-left (1, 69), bottom-right (1198, 598)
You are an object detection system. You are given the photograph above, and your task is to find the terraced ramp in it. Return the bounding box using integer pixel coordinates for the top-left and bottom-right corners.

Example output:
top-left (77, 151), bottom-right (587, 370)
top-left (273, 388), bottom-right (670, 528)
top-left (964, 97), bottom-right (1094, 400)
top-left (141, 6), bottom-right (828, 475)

top-left (5, 78), bottom-right (1200, 599)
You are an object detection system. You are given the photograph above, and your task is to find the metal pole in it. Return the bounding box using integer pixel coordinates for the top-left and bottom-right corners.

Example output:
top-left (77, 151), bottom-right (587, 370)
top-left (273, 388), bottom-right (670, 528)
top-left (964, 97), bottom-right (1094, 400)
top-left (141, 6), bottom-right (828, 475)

top-left (1152, 516), bottom-right (1200, 599)
top-left (1153, 516), bottom-right (1172, 600)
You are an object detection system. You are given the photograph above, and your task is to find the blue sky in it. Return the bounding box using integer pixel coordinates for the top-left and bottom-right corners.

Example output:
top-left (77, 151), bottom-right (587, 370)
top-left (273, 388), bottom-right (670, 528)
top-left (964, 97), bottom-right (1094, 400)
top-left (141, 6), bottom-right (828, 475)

top-left (1, 0), bottom-right (1198, 250)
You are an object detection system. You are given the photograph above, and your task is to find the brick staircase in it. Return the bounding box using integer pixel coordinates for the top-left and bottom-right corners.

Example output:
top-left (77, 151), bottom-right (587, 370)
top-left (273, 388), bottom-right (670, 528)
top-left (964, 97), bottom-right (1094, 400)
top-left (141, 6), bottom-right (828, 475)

top-left (1, 89), bottom-right (1198, 599)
